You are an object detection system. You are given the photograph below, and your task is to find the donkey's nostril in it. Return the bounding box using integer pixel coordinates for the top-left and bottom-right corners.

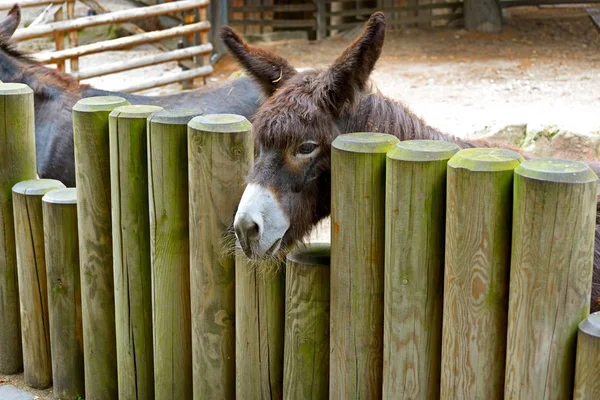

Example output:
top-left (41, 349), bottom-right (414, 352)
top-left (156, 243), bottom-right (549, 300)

top-left (247, 221), bottom-right (260, 238)
top-left (234, 214), bottom-right (262, 255)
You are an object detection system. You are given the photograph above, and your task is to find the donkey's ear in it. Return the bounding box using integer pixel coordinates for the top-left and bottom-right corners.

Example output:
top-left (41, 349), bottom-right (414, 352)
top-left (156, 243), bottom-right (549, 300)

top-left (0, 5), bottom-right (21, 40)
top-left (320, 12), bottom-right (385, 114)
top-left (220, 26), bottom-right (297, 96)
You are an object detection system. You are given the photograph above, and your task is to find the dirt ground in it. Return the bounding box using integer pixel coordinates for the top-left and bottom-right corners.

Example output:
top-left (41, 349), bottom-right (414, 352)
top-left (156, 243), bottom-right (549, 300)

top-left (1, 4), bottom-right (600, 399)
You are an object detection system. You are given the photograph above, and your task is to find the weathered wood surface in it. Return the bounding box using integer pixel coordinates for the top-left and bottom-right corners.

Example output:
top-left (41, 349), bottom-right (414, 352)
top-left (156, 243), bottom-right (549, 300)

top-left (330, 132), bottom-right (399, 399)
top-left (464, 0), bottom-right (502, 32)
top-left (574, 312), bottom-right (600, 399)
top-left (73, 95), bottom-right (130, 400)
top-left (109, 105), bottom-right (163, 400)
top-left (383, 140), bottom-right (459, 399)
top-left (283, 243), bottom-right (331, 400)
top-left (0, 83), bottom-right (36, 374)
top-left (235, 254), bottom-right (285, 400)
top-left (188, 114), bottom-right (253, 400)
top-left (42, 188), bottom-right (84, 400)
top-left (147, 109), bottom-right (201, 399)
top-left (504, 159), bottom-right (598, 400)
top-left (440, 148), bottom-right (523, 400)
top-left (12, 179), bottom-right (65, 389)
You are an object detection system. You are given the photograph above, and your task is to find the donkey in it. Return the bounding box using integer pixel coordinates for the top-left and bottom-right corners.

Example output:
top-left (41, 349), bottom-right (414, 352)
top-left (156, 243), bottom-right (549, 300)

top-left (222, 13), bottom-right (600, 311)
top-left (0, 4), bottom-right (262, 187)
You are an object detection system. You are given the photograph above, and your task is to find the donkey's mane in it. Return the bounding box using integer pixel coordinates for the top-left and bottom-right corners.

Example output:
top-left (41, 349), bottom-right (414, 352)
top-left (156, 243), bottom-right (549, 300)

top-left (1, 38), bottom-right (83, 95)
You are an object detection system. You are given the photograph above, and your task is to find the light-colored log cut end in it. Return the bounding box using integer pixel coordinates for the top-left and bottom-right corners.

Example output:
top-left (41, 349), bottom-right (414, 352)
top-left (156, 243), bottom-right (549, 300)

top-left (149, 109), bottom-right (203, 125)
top-left (387, 139), bottom-right (460, 162)
top-left (332, 132), bottom-right (399, 154)
top-left (42, 188), bottom-right (77, 205)
top-left (72, 96), bottom-right (130, 113)
top-left (448, 148), bottom-right (523, 171)
top-left (188, 113), bottom-right (252, 133)
top-left (0, 82), bottom-right (33, 95)
top-left (12, 179), bottom-right (66, 196)
top-left (109, 104), bottom-right (163, 119)
top-left (516, 159), bottom-right (598, 184)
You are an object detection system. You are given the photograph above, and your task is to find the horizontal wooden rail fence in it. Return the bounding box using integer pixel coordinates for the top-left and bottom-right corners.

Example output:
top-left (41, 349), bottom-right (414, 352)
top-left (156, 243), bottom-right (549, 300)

top-left (11, 0), bottom-right (209, 40)
top-left (2, 81), bottom-right (599, 398)
top-left (0, 0), bottom-right (65, 12)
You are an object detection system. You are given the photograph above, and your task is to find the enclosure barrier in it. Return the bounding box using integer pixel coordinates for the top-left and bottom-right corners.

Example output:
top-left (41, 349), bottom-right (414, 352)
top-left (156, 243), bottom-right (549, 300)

top-left (188, 114), bottom-right (253, 399)
top-left (147, 109), bottom-right (201, 399)
top-left (283, 243), bottom-right (331, 400)
top-left (0, 83), bottom-right (36, 375)
top-left (72, 95), bottom-right (130, 400)
top-left (441, 148), bottom-right (523, 399)
top-left (1, 83), bottom-right (599, 400)
top-left (12, 179), bottom-right (66, 389)
top-left (330, 132), bottom-right (399, 398)
top-left (383, 140), bottom-right (460, 399)
top-left (574, 312), bottom-right (600, 398)
top-left (505, 159), bottom-right (598, 398)
top-left (235, 254), bottom-right (285, 400)
top-left (42, 188), bottom-right (84, 400)
top-left (109, 104), bottom-right (163, 400)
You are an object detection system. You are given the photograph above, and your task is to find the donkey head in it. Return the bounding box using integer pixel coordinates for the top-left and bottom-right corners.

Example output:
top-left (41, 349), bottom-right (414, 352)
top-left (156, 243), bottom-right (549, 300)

top-left (222, 12), bottom-right (386, 259)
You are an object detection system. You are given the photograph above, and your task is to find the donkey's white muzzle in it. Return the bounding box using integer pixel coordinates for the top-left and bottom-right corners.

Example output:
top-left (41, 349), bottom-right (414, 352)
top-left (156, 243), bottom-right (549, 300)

top-left (234, 183), bottom-right (289, 258)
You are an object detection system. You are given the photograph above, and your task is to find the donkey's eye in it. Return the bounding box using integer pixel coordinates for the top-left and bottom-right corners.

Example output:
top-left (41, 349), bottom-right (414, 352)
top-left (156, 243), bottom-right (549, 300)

top-left (296, 142), bottom-right (318, 156)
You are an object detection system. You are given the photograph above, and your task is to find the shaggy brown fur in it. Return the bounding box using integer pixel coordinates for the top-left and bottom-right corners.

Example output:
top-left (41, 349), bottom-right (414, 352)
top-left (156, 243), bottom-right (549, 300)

top-left (222, 12), bottom-right (600, 312)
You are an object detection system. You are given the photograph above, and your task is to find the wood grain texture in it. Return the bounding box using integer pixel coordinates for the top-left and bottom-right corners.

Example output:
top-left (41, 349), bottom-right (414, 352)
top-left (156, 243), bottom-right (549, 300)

top-left (188, 114), bottom-right (253, 400)
top-left (440, 148), bottom-right (523, 400)
top-left (109, 105), bottom-right (162, 400)
top-left (72, 95), bottom-right (130, 400)
top-left (235, 254), bottom-right (285, 400)
top-left (574, 312), bottom-right (600, 399)
top-left (504, 159), bottom-right (598, 400)
top-left (42, 188), bottom-right (85, 400)
top-left (330, 132), bottom-right (399, 400)
top-left (283, 244), bottom-right (331, 400)
top-left (383, 140), bottom-right (459, 399)
top-left (0, 83), bottom-right (36, 374)
top-left (147, 109), bottom-right (201, 400)
top-left (12, 179), bottom-right (65, 389)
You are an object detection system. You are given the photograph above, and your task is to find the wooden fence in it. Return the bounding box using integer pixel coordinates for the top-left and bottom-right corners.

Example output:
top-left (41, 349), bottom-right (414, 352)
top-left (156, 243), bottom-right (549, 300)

top-left (1, 81), bottom-right (600, 398)
top-left (0, 0), bottom-right (213, 92)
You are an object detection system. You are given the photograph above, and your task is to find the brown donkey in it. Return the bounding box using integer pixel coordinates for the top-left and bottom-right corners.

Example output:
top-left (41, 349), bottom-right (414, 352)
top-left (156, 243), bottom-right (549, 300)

top-left (222, 13), bottom-right (600, 311)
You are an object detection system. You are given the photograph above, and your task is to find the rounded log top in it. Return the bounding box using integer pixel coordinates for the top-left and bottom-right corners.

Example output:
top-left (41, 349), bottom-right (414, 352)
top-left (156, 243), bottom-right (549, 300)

top-left (579, 311), bottom-right (600, 337)
top-left (188, 113), bottom-right (252, 133)
top-left (448, 148), bottom-right (523, 172)
top-left (287, 243), bottom-right (331, 266)
top-left (72, 96), bottom-right (130, 113)
top-left (0, 82), bottom-right (33, 95)
top-left (12, 179), bottom-right (66, 196)
top-left (332, 132), bottom-right (399, 154)
top-left (148, 109), bottom-right (202, 125)
top-left (109, 104), bottom-right (163, 119)
top-left (42, 188), bottom-right (77, 205)
top-left (387, 139), bottom-right (460, 162)
top-left (516, 159), bottom-right (598, 184)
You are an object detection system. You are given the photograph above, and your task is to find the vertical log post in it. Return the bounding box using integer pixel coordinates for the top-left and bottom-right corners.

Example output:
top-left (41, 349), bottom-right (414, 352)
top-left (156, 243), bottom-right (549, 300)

top-left (109, 105), bottom-right (163, 400)
top-left (188, 114), bottom-right (253, 400)
top-left (330, 132), bottom-right (399, 399)
top-left (235, 254), bottom-right (285, 400)
top-left (464, 0), bottom-right (503, 33)
top-left (574, 312), bottom-right (600, 399)
top-left (383, 140), bottom-right (459, 399)
top-left (73, 95), bottom-right (130, 399)
top-left (12, 179), bottom-right (66, 389)
top-left (66, 0), bottom-right (79, 74)
top-left (440, 148), bottom-right (523, 399)
top-left (147, 109), bottom-right (201, 399)
top-left (504, 159), bottom-right (597, 399)
top-left (0, 83), bottom-right (36, 374)
top-left (42, 188), bottom-right (85, 400)
top-left (283, 243), bottom-right (331, 400)
top-left (53, 5), bottom-right (65, 72)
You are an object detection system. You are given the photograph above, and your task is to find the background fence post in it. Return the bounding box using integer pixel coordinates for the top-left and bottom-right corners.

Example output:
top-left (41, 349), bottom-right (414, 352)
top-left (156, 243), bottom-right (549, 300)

top-left (574, 312), bottom-right (600, 399)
